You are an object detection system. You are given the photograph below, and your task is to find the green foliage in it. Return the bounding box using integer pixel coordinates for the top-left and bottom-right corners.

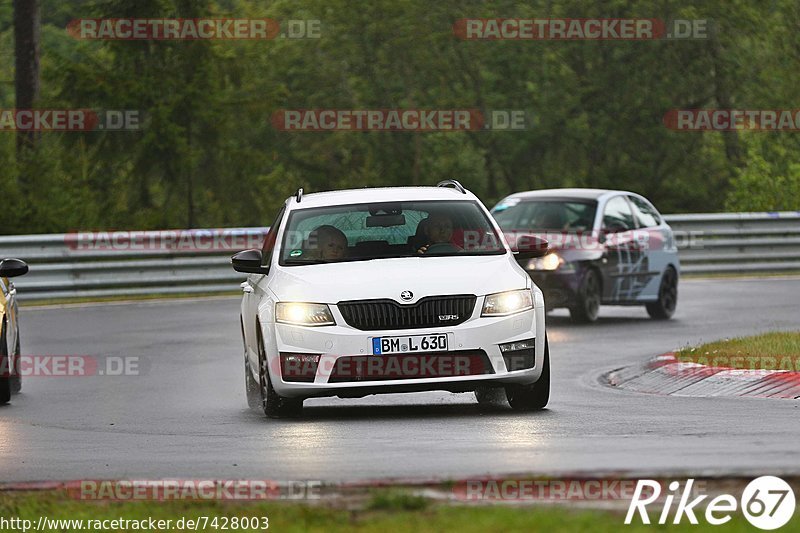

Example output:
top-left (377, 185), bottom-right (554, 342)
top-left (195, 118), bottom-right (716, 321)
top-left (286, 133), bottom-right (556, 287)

top-left (1, 0), bottom-right (798, 233)
top-left (366, 490), bottom-right (430, 511)
top-left (724, 136), bottom-right (800, 212)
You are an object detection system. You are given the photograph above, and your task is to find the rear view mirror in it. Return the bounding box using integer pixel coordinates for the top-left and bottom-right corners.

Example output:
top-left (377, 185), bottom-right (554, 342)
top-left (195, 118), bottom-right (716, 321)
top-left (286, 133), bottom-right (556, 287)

top-left (513, 235), bottom-right (549, 259)
top-left (0, 258), bottom-right (29, 278)
top-left (231, 249), bottom-right (269, 274)
top-left (366, 214), bottom-right (406, 227)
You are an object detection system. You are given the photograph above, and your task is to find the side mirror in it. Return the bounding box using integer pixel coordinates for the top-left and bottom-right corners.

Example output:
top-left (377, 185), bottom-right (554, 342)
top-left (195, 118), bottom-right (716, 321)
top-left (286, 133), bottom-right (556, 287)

top-left (513, 235), bottom-right (549, 259)
top-left (231, 249), bottom-right (269, 274)
top-left (0, 258), bottom-right (28, 278)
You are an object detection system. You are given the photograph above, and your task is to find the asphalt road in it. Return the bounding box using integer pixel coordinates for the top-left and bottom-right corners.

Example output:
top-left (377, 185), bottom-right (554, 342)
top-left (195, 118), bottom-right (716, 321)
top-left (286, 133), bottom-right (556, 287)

top-left (1, 277), bottom-right (799, 483)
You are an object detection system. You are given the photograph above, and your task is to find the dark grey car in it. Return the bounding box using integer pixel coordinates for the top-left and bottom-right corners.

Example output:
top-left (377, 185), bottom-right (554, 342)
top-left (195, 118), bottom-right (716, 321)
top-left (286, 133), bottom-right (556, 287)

top-left (492, 188), bottom-right (679, 323)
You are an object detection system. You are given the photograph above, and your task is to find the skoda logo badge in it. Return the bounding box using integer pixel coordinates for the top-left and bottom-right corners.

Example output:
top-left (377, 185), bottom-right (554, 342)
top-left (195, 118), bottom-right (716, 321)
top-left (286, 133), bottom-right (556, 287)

top-left (400, 290), bottom-right (413, 301)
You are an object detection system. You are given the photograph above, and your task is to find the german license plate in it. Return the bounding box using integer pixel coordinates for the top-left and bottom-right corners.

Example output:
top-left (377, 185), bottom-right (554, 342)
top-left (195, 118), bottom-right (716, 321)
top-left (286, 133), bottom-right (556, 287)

top-left (372, 334), bottom-right (449, 355)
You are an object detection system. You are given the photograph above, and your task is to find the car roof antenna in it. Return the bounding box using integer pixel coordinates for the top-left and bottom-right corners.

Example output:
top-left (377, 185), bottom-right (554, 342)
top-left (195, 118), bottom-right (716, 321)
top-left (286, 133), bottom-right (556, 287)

top-left (296, 188), bottom-right (303, 203)
top-left (436, 180), bottom-right (466, 194)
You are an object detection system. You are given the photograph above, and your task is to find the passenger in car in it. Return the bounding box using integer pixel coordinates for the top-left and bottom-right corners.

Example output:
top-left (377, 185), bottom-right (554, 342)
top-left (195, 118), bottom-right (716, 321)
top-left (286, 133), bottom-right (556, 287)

top-left (306, 225), bottom-right (348, 261)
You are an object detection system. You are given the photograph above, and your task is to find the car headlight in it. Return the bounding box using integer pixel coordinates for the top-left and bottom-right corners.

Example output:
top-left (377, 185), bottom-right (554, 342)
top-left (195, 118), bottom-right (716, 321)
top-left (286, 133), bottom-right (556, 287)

top-left (276, 302), bottom-right (336, 326)
top-left (481, 289), bottom-right (533, 317)
top-left (525, 252), bottom-right (574, 272)
top-left (526, 252), bottom-right (561, 271)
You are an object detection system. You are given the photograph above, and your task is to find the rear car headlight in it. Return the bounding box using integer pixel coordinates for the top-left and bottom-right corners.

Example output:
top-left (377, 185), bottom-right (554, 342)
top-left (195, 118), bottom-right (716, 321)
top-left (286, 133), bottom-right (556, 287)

top-left (276, 302), bottom-right (336, 326)
top-left (481, 290), bottom-right (533, 317)
top-left (526, 252), bottom-right (572, 271)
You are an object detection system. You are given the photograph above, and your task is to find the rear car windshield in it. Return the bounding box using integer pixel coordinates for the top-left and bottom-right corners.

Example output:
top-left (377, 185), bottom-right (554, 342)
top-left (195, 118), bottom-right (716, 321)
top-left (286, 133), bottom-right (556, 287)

top-left (492, 199), bottom-right (598, 231)
top-left (279, 200), bottom-right (505, 265)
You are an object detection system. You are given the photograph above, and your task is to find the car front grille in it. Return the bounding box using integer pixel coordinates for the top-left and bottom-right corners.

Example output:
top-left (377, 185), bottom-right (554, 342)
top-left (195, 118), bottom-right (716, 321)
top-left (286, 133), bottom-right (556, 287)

top-left (337, 294), bottom-right (477, 331)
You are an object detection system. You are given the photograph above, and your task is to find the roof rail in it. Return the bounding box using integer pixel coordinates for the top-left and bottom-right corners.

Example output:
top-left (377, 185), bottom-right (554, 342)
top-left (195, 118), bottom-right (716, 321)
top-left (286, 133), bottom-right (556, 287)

top-left (436, 180), bottom-right (466, 194)
top-left (295, 188), bottom-right (303, 203)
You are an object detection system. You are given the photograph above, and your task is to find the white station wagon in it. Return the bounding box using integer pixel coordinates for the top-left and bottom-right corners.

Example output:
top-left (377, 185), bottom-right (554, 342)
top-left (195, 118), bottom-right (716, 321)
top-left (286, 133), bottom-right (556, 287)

top-left (233, 181), bottom-right (550, 418)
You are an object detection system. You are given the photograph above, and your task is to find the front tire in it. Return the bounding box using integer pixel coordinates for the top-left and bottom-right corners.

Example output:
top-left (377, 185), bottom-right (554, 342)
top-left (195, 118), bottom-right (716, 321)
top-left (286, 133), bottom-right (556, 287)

top-left (0, 321), bottom-right (10, 405)
top-left (10, 336), bottom-right (21, 394)
top-left (569, 269), bottom-right (600, 323)
top-left (257, 329), bottom-right (303, 419)
top-left (244, 354), bottom-right (261, 410)
top-left (646, 267), bottom-right (678, 319)
top-left (505, 337), bottom-right (550, 411)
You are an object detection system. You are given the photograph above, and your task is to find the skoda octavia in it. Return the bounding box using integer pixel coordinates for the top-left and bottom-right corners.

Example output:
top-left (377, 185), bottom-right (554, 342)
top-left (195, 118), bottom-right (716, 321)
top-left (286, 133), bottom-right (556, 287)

top-left (232, 181), bottom-right (550, 418)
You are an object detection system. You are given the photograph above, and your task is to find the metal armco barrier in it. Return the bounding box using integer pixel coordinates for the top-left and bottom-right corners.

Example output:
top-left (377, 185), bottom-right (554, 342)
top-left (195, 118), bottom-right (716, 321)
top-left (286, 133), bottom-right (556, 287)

top-left (666, 211), bottom-right (800, 274)
top-left (0, 212), bottom-right (798, 301)
top-left (0, 229), bottom-right (267, 301)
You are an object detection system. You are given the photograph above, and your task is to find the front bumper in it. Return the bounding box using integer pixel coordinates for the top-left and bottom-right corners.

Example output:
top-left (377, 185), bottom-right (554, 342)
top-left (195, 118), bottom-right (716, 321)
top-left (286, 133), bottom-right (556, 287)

top-left (263, 302), bottom-right (546, 398)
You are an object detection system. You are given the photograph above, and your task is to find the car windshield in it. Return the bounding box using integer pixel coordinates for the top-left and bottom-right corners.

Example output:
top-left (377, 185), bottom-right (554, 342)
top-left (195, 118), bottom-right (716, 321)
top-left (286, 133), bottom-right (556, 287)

top-left (492, 199), bottom-right (598, 232)
top-left (279, 200), bottom-right (505, 265)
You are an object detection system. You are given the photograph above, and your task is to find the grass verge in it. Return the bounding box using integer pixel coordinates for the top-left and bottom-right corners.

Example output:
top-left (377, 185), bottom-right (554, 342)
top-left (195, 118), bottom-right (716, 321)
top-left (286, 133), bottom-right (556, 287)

top-left (0, 490), bottom-right (797, 532)
top-left (677, 331), bottom-right (800, 371)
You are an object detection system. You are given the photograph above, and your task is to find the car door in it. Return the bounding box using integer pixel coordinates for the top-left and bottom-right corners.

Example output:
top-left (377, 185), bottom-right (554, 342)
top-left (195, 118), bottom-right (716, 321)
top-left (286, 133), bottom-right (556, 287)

top-left (242, 206), bottom-right (285, 364)
top-left (600, 195), bottom-right (646, 302)
top-left (628, 195), bottom-right (669, 299)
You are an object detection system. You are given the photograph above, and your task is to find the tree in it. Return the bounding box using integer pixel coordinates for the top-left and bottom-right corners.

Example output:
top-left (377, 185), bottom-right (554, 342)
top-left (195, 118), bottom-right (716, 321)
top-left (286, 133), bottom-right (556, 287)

top-left (13, 0), bottom-right (39, 154)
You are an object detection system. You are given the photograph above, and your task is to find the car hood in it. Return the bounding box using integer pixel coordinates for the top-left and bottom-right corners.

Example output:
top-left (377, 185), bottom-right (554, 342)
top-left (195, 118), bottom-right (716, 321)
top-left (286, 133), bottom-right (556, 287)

top-left (268, 254), bottom-right (528, 304)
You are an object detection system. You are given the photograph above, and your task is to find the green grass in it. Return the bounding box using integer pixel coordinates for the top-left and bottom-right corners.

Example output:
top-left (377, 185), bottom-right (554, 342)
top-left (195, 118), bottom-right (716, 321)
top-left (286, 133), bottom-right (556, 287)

top-left (677, 331), bottom-right (800, 370)
top-left (0, 490), bottom-right (797, 532)
top-left (366, 490), bottom-right (430, 511)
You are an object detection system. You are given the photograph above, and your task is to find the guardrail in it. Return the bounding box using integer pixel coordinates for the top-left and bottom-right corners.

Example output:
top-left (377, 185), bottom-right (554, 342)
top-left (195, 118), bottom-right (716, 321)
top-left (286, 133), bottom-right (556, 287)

top-left (0, 229), bottom-right (266, 301)
top-left (665, 212), bottom-right (800, 274)
top-left (1, 212), bottom-right (798, 301)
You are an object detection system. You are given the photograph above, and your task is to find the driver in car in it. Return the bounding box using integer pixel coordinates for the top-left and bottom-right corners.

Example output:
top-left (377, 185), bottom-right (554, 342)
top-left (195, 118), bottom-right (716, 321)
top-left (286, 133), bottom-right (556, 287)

top-left (306, 225), bottom-right (348, 261)
top-left (416, 212), bottom-right (462, 254)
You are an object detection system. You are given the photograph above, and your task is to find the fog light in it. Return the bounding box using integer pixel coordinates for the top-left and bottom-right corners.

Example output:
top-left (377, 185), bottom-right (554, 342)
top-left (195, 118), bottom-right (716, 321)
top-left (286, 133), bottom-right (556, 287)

top-left (280, 353), bottom-right (321, 383)
top-left (499, 339), bottom-right (536, 353)
top-left (499, 338), bottom-right (536, 371)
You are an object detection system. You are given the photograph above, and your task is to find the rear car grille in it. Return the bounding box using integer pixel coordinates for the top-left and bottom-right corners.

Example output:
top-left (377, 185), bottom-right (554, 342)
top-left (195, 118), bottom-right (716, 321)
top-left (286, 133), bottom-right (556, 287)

top-left (328, 350), bottom-right (493, 383)
top-left (337, 295), bottom-right (477, 331)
